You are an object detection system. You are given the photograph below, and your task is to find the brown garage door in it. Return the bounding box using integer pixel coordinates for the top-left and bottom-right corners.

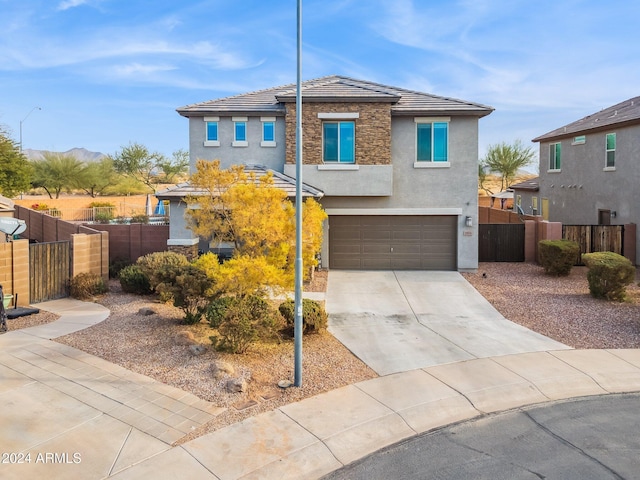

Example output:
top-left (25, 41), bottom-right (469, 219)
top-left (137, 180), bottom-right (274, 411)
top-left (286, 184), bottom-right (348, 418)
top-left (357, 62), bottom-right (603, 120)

top-left (329, 215), bottom-right (457, 270)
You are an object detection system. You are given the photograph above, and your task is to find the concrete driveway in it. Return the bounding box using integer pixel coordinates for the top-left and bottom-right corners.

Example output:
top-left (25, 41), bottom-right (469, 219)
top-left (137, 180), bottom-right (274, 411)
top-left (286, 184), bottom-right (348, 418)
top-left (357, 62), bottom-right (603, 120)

top-left (326, 270), bottom-right (570, 375)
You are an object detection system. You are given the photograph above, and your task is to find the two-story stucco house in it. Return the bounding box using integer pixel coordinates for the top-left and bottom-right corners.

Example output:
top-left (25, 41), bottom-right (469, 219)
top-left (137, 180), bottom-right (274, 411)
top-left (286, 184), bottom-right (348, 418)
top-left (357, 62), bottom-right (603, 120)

top-left (530, 96), bottom-right (640, 263)
top-left (161, 75), bottom-right (493, 271)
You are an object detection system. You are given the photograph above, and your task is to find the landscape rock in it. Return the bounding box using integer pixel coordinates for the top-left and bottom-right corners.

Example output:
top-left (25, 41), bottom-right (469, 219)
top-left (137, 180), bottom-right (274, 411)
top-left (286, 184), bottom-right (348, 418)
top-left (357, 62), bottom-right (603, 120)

top-left (189, 344), bottom-right (207, 356)
top-left (211, 361), bottom-right (235, 378)
top-left (174, 331), bottom-right (196, 346)
top-left (226, 378), bottom-right (247, 393)
top-left (138, 307), bottom-right (156, 316)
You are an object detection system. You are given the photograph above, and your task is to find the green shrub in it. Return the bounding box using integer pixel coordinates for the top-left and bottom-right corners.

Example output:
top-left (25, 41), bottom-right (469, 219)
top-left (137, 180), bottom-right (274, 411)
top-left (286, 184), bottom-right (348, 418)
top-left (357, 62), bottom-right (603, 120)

top-left (582, 252), bottom-right (635, 301)
top-left (118, 264), bottom-right (151, 294)
top-left (278, 298), bottom-right (328, 335)
top-left (539, 239), bottom-right (580, 276)
top-left (210, 295), bottom-right (284, 354)
top-left (70, 272), bottom-right (108, 299)
top-left (130, 213), bottom-right (149, 224)
top-left (136, 251), bottom-right (189, 299)
top-left (153, 264), bottom-right (214, 324)
top-left (90, 202), bottom-right (116, 223)
top-left (205, 296), bottom-right (235, 328)
top-left (109, 257), bottom-right (131, 278)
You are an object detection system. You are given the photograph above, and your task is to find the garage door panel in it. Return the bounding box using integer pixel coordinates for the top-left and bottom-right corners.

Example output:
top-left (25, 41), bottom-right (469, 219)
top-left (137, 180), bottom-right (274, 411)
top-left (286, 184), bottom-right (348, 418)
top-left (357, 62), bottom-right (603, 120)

top-left (332, 244), bottom-right (362, 255)
top-left (391, 244), bottom-right (421, 254)
top-left (329, 215), bottom-right (457, 270)
top-left (393, 231), bottom-right (421, 241)
top-left (331, 256), bottom-right (363, 269)
top-left (362, 230), bottom-right (392, 241)
top-left (362, 258), bottom-right (392, 269)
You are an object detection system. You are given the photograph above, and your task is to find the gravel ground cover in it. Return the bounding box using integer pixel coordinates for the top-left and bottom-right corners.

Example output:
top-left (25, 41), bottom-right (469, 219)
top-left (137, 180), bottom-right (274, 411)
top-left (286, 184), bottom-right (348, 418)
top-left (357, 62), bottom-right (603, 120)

top-left (11, 262), bottom-right (640, 441)
top-left (463, 262), bottom-right (640, 349)
top-left (54, 270), bottom-right (378, 441)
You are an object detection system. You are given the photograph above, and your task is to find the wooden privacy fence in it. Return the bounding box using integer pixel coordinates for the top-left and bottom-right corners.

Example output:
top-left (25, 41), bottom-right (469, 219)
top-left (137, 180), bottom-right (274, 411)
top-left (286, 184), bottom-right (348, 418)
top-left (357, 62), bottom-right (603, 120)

top-left (30, 241), bottom-right (71, 303)
top-left (563, 225), bottom-right (624, 265)
top-left (479, 224), bottom-right (525, 262)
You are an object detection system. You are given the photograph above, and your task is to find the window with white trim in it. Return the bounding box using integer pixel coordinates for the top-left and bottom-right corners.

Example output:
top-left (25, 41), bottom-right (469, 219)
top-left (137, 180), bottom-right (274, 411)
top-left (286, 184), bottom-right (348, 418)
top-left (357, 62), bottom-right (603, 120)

top-left (204, 117), bottom-right (220, 147)
top-left (232, 117), bottom-right (248, 147)
top-left (414, 117), bottom-right (449, 165)
top-left (605, 133), bottom-right (616, 168)
top-left (261, 117), bottom-right (276, 147)
top-left (323, 121), bottom-right (355, 163)
top-left (549, 142), bottom-right (561, 170)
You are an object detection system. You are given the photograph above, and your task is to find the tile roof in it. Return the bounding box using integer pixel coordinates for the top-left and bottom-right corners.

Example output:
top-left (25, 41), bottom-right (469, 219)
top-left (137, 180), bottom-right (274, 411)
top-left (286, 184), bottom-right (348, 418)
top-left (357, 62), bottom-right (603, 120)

top-left (177, 75), bottom-right (493, 117)
top-left (156, 164), bottom-right (324, 200)
top-left (533, 96), bottom-right (640, 142)
top-left (510, 177), bottom-right (539, 191)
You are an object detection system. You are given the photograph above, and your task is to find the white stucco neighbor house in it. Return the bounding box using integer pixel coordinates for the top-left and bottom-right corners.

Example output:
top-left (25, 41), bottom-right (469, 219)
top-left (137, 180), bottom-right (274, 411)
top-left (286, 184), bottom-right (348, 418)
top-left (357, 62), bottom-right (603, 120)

top-left (160, 75), bottom-right (493, 271)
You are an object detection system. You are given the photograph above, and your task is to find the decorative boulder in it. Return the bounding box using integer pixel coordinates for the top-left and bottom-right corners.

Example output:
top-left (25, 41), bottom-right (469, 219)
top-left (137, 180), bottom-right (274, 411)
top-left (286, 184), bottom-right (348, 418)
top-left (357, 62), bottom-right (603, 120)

top-left (211, 361), bottom-right (235, 379)
top-left (226, 378), bottom-right (247, 393)
top-left (189, 344), bottom-right (207, 356)
top-left (138, 307), bottom-right (156, 316)
top-left (174, 331), bottom-right (196, 346)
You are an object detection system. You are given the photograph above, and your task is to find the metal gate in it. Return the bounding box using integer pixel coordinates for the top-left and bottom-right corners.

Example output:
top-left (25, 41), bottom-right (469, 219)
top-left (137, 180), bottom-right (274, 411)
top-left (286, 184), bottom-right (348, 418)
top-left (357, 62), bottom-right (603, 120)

top-left (479, 224), bottom-right (525, 262)
top-left (30, 241), bottom-right (71, 303)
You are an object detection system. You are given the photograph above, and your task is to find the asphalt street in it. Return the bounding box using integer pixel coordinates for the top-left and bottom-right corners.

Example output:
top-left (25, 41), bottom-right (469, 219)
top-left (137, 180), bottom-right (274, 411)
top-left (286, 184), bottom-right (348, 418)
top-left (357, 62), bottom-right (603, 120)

top-left (322, 393), bottom-right (640, 480)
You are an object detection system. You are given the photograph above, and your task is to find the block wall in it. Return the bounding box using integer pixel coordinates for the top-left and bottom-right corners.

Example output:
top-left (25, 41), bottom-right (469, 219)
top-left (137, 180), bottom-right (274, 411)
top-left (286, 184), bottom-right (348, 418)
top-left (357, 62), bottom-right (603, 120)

top-left (0, 239), bottom-right (30, 304)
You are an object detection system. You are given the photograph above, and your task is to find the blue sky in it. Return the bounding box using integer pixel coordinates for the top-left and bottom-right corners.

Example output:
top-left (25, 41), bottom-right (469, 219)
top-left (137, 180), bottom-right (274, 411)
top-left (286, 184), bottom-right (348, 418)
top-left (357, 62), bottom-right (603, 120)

top-left (1, 0), bottom-right (639, 171)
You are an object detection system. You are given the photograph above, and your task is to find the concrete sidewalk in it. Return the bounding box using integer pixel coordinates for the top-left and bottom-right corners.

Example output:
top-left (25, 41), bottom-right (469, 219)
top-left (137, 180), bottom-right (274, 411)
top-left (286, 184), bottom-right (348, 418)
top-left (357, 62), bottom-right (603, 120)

top-left (0, 299), bottom-right (225, 480)
top-left (1, 281), bottom-right (640, 479)
top-left (109, 349), bottom-right (640, 479)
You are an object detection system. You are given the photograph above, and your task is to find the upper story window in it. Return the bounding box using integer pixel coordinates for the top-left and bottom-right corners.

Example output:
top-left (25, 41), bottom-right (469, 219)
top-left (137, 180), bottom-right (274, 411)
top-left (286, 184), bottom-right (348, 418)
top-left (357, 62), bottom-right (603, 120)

top-left (549, 142), bottom-right (561, 171)
top-left (414, 117), bottom-right (450, 168)
top-left (605, 133), bottom-right (616, 169)
top-left (203, 117), bottom-right (220, 147)
top-left (323, 121), bottom-right (355, 163)
top-left (232, 117), bottom-right (248, 147)
top-left (261, 117), bottom-right (276, 147)
top-left (572, 135), bottom-right (586, 145)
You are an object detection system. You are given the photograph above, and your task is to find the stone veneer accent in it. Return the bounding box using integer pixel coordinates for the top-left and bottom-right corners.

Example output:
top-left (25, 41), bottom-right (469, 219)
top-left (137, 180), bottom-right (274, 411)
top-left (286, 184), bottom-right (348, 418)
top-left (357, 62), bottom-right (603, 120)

top-left (285, 102), bottom-right (392, 165)
top-left (168, 244), bottom-right (199, 261)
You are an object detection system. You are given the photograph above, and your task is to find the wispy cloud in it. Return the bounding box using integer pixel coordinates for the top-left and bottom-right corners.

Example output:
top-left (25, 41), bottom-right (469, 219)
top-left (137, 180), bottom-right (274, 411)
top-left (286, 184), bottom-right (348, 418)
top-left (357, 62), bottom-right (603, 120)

top-left (57, 0), bottom-right (90, 11)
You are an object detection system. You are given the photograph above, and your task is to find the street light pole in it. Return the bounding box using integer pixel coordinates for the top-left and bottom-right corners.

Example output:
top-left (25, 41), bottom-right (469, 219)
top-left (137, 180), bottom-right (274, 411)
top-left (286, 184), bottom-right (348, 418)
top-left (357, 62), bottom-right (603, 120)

top-left (19, 106), bottom-right (41, 153)
top-left (293, 0), bottom-right (303, 387)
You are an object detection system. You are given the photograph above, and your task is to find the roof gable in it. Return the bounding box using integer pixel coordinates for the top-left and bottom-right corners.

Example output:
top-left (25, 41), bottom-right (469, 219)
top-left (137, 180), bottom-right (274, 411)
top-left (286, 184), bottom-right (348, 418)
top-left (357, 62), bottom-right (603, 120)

top-left (177, 75), bottom-right (493, 117)
top-left (533, 96), bottom-right (640, 142)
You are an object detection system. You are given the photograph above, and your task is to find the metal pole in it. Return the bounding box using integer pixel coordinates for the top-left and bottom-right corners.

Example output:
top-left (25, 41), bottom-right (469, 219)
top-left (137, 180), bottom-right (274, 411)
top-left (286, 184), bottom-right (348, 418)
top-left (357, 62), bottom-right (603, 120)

top-left (293, 0), bottom-right (303, 387)
top-left (19, 106), bottom-right (41, 153)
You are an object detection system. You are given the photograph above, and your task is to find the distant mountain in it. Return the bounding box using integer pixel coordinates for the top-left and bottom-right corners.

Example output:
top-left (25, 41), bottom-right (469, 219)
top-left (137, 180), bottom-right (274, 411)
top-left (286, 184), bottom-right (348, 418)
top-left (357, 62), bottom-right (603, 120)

top-left (24, 148), bottom-right (106, 163)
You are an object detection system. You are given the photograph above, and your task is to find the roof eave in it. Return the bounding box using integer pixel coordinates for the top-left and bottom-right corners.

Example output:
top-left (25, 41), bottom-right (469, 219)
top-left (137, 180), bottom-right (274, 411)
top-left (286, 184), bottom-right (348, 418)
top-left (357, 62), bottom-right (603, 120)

top-left (532, 118), bottom-right (640, 143)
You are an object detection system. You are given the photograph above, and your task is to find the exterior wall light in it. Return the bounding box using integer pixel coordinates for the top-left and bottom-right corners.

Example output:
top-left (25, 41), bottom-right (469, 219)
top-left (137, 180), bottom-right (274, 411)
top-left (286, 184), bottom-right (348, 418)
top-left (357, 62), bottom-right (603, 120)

top-left (465, 216), bottom-right (473, 227)
top-left (611, 211), bottom-right (617, 218)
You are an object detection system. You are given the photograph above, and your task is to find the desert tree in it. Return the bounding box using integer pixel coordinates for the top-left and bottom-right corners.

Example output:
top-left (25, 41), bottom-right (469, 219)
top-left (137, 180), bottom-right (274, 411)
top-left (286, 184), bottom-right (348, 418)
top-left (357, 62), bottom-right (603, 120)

top-left (480, 140), bottom-right (535, 194)
top-left (30, 152), bottom-right (85, 198)
top-left (76, 157), bottom-right (120, 197)
top-left (187, 159), bottom-right (327, 295)
top-left (110, 143), bottom-right (189, 192)
top-left (0, 128), bottom-right (32, 197)
top-left (110, 142), bottom-right (164, 192)
top-left (157, 149), bottom-right (189, 183)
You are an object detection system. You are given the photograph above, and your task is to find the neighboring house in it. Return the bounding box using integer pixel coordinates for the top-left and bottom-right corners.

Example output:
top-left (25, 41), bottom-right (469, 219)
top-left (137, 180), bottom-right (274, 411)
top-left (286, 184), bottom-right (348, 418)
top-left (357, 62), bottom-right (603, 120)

top-left (532, 96), bottom-right (640, 261)
top-left (510, 177), bottom-right (539, 215)
top-left (164, 75), bottom-right (493, 271)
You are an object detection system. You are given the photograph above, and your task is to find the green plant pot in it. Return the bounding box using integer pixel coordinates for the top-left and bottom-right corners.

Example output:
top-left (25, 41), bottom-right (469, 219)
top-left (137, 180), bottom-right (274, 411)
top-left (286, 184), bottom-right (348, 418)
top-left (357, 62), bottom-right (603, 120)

top-left (3, 294), bottom-right (13, 309)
